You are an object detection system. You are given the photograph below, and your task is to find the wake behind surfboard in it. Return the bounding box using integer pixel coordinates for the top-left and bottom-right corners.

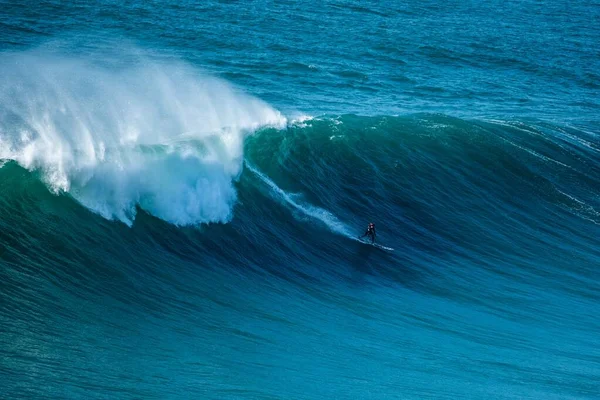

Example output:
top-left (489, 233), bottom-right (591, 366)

top-left (357, 239), bottom-right (394, 251)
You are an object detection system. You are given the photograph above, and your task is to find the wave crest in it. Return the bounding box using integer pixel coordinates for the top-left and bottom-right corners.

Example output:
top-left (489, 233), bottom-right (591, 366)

top-left (0, 51), bottom-right (286, 225)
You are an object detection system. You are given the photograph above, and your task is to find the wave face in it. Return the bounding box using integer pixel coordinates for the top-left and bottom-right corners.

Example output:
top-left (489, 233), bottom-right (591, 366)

top-left (2, 108), bottom-right (600, 399)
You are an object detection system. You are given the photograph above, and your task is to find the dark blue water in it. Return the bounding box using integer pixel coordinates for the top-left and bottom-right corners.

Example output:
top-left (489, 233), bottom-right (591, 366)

top-left (1, 1), bottom-right (599, 399)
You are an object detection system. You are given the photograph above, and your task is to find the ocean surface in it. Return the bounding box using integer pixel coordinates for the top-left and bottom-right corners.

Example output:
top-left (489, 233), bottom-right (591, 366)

top-left (1, 0), bottom-right (599, 399)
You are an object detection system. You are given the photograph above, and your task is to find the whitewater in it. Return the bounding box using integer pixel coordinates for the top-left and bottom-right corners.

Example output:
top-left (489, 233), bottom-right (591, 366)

top-left (0, 52), bottom-right (286, 225)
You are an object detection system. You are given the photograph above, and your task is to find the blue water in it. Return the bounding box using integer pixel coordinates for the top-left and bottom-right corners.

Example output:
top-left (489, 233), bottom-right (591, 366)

top-left (1, 1), bottom-right (599, 399)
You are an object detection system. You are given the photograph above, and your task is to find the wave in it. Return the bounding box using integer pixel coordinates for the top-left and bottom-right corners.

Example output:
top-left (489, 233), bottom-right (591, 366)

top-left (242, 114), bottom-right (600, 270)
top-left (2, 84), bottom-right (600, 400)
top-left (1, 52), bottom-right (599, 273)
top-left (0, 50), bottom-right (286, 225)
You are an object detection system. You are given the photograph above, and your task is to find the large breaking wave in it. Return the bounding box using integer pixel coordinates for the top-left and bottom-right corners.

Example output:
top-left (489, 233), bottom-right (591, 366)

top-left (0, 51), bottom-right (286, 225)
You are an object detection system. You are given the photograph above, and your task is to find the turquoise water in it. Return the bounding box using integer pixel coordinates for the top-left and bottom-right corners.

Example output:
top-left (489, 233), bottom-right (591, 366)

top-left (1, 1), bottom-right (599, 399)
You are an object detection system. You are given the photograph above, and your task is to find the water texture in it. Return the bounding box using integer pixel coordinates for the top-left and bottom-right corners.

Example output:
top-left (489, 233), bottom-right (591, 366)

top-left (0, 0), bottom-right (599, 399)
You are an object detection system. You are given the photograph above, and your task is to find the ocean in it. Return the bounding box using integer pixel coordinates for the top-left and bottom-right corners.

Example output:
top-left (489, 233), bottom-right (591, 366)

top-left (1, 0), bottom-right (599, 399)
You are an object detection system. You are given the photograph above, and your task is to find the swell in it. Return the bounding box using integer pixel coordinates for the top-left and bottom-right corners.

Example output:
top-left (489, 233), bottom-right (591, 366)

top-left (3, 114), bottom-right (600, 287)
top-left (3, 113), bottom-right (600, 400)
top-left (242, 114), bottom-right (600, 340)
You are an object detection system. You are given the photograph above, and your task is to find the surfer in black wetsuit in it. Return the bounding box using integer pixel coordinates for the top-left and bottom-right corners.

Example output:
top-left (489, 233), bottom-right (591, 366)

top-left (359, 222), bottom-right (376, 244)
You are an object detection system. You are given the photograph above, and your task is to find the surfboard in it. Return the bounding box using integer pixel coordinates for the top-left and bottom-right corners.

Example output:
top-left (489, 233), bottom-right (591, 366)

top-left (358, 239), bottom-right (394, 251)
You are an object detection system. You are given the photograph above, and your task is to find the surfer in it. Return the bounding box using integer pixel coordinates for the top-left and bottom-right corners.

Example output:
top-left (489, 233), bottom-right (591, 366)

top-left (359, 222), bottom-right (376, 244)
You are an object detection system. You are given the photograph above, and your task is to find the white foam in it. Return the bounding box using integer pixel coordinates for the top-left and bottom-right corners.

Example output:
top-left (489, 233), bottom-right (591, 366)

top-left (288, 113), bottom-right (314, 128)
top-left (245, 162), bottom-right (358, 239)
top-left (0, 51), bottom-right (286, 226)
top-left (290, 114), bottom-right (314, 124)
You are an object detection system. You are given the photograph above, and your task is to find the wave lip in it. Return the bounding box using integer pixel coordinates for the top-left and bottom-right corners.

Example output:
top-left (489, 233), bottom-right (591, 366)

top-left (0, 52), bottom-right (286, 225)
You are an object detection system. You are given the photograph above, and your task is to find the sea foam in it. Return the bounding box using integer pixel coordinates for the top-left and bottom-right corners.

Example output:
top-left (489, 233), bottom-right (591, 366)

top-left (0, 51), bottom-right (286, 225)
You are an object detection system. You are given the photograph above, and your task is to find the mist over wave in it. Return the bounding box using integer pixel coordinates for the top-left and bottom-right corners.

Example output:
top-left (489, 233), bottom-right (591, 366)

top-left (0, 51), bottom-right (286, 225)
